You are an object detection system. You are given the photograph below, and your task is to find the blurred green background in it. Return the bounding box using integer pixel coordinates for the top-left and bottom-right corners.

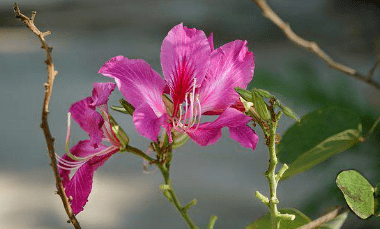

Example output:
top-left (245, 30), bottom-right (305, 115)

top-left (1, 0), bottom-right (379, 228)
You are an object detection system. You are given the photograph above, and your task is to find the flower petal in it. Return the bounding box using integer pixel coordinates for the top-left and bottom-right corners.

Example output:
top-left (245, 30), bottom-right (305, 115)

top-left (161, 23), bottom-right (211, 114)
top-left (186, 122), bottom-right (222, 146)
top-left (187, 107), bottom-right (257, 150)
top-left (90, 82), bottom-right (116, 107)
top-left (99, 56), bottom-right (166, 117)
top-left (58, 140), bottom-right (118, 215)
top-left (69, 98), bottom-right (104, 147)
top-left (198, 40), bottom-right (254, 113)
top-left (133, 102), bottom-right (168, 142)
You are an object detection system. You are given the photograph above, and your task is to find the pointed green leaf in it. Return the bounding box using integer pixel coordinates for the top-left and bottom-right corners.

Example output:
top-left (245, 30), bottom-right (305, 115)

top-left (246, 208), bottom-right (310, 229)
top-left (282, 128), bottom-right (362, 179)
top-left (318, 210), bottom-right (348, 229)
top-left (336, 170), bottom-right (374, 219)
top-left (278, 106), bottom-right (362, 179)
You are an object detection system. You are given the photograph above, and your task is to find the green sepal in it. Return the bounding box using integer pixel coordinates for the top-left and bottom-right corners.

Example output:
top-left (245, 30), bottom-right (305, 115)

top-left (172, 131), bottom-right (190, 149)
top-left (276, 101), bottom-right (299, 122)
top-left (251, 88), bottom-right (274, 99)
top-left (111, 105), bottom-right (130, 115)
top-left (252, 90), bottom-right (271, 121)
top-left (235, 87), bottom-right (253, 102)
top-left (108, 115), bottom-right (129, 151)
top-left (120, 98), bottom-right (135, 115)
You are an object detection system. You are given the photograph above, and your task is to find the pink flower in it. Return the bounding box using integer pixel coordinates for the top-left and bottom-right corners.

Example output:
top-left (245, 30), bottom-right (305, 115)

top-left (57, 82), bottom-right (121, 215)
top-left (99, 23), bottom-right (258, 150)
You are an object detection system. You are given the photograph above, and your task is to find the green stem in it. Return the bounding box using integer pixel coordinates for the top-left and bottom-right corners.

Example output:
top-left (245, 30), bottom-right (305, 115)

top-left (158, 164), bottom-right (199, 229)
top-left (125, 145), bottom-right (154, 163)
top-left (266, 120), bottom-right (281, 229)
top-left (365, 116), bottom-right (380, 141)
top-left (125, 142), bottom-right (198, 228)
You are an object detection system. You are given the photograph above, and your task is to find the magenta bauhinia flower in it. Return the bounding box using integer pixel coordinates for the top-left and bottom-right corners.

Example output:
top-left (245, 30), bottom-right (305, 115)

top-left (57, 82), bottom-right (123, 215)
top-left (99, 23), bottom-right (258, 150)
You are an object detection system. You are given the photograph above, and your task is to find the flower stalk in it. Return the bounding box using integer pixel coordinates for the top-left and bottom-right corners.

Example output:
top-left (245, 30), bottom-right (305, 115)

top-left (263, 109), bottom-right (295, 228)
top-left (125, 139), bottom-right (199, 229)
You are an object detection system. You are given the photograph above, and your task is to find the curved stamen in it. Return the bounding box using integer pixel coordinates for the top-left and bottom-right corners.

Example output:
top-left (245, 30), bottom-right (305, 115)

top-left (172, 78), bottom-right (203, 132)
top-left (56, 145), bottom-right (119, 171)
top-left (56, 154), bottom-right (86, 170)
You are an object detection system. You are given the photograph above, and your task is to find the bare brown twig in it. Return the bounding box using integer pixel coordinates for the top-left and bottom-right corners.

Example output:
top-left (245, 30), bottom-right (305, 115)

top-left (252, 0), bottom-right (380, 91)
top-left (296, 206), bottom-right (346, 229)
top-left (13, 3), bottom-right (81, 229)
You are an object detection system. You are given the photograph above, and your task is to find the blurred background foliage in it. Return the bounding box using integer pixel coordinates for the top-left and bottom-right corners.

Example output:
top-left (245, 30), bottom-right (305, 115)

top-left (1, 0), bottom-right (380, 228)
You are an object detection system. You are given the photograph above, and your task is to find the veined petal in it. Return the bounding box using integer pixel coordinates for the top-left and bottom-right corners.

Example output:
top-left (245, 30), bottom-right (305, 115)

top-left (187, 108), bottom-right (257, 150)
top-left (161, 23), bottom-right (211, 114)
top-left (198, 40), bottom-right (254, 113)
top-left (69, 98), bottom-right (104, 147)
top-left (186, 122), bottom-right (222, 146)
top-left (99, 56), bottom-right (166, 117)
top-left (133, 102), bottom-right (168, 142)
top-left (58, 140), bottom-right (118, 215)
top-left (58, 140), bottom-right (108, 189)
top-left (90, 82), bottom-right (116, 107)
top-left (65, 149), bottom-right (117, 215)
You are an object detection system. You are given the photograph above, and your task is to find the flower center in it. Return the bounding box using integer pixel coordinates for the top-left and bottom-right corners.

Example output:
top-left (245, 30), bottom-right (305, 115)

top-left (172, 79), bottom-right (202, 132)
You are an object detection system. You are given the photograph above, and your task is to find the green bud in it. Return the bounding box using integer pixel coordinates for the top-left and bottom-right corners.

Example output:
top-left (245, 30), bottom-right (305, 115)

top-left (240, 97), bottom-right (253, 113)
top-left (252, 88), bottom-right (274, 99)
top-left (278, 103), bottom-right (299, 122)
top-left (252, 90), bottom-right (271, 121)
top-left (235, 87), bottom-right (253, 102)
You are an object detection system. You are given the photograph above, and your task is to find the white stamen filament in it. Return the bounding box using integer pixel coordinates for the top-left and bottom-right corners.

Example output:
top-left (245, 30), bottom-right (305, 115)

top-left (56, 145), bottom-right (119, 171)
top-left (172, 79), bottom-right (202, 132)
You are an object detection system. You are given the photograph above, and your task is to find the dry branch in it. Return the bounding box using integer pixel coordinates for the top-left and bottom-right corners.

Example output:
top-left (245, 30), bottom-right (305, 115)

top-left (13, 3), bottom-right (81, 229)
top-left (296, 206), bottom-right (346, 229)
top-left (252, 0), bottom-right (380, 91)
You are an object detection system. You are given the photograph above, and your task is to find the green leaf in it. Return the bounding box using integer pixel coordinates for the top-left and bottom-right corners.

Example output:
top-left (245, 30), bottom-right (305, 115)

top-left (278, 106), bottom-right (362, 179)
top-left (318, 211), bottom-right (348, 229)
top-left (282, 128), bottom-right (362, 179)
top-left (246, 208), bottom-right (310, 229)
top-left (336, 170), bottom-right (374, 219)
top-left (374, 183), bottom-right (380, 216)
